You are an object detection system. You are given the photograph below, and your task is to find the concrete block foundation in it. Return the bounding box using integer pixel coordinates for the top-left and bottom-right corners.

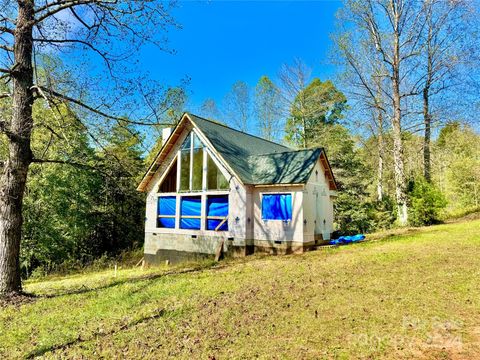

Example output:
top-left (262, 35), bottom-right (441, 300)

top-left (144, 232), bottom-right (328, 265)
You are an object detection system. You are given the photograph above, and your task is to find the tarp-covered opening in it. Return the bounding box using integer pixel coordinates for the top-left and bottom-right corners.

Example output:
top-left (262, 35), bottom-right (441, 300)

top-left (262, 193), bottom-right (292, 221)
top-left (206, 195), bottom-right (228, 231)
top-left (180, 196), bottom-right (201, 229)
top-left (157, 196), bottom-right (176, 228)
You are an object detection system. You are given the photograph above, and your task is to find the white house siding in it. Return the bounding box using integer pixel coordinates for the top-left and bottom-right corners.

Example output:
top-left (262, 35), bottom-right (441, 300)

top-left (302, 159), bottom-right (335, 243)
top-left (250, 186), bottom-right (305, 252)
top-left (143, 126), bottom-right (249, 262)
top-left (227, 177), bottom-right (248, 247)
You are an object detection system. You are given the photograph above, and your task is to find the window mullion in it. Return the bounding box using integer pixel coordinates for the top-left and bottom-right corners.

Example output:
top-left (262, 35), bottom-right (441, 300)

top-left (202, 143), bottom-right (207, 191)
top-left (201, 193), bottom-right (206, 230)
top-left (189, 132), bottom-right (193, 191)
top-left (176, 151), bottom-right (181, 192)
top-left (175, 194), bottom-right (180, 229)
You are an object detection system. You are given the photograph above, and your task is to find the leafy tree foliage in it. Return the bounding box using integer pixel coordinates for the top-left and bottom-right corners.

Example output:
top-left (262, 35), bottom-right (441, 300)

top-left (434, 122), bottom-right (480, 210)
top-left (407, 177), bottom-right (447, 226)
top-left (285, 79), bottom-right (347, 148)
top-left (17, 103), bottom-right (145, 276)
top-left (314, 123), bottom-right (395, 233)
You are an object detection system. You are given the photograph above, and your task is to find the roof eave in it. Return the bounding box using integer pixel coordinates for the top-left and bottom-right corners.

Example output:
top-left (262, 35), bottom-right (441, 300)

top-left (136, 113), bottom-right (190, 192)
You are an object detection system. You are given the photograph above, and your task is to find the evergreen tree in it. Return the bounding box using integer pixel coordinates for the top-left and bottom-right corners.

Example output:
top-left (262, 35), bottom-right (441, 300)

top-left (285, 79), bottom-right (346, 148)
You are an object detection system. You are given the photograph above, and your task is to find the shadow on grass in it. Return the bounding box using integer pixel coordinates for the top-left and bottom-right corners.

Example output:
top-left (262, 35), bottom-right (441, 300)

top-left (37, 261), bottom-right (223, 299)
top-left (25, 307), bottom-right (173, 359)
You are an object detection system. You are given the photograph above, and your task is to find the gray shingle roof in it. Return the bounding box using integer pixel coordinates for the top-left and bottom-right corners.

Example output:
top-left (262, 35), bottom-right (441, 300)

top-left (188, 113), bottom-right (323, 185)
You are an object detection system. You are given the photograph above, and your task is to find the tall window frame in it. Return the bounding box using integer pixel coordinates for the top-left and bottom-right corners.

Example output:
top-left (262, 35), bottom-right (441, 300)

top-left (155, 129), bottom-right (231, 231)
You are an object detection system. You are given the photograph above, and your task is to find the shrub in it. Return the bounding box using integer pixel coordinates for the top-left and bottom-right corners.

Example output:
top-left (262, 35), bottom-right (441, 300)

top-left (334, 191), bottom-right (374, 234)
top-left (371, 196), bottom-right (397, 230)
top-left (408, 178), bottom-right (447, 226)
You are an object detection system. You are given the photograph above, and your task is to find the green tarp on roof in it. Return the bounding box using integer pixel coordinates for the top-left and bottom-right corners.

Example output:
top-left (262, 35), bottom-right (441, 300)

top-left (188, 113), bottom-right (323, 185)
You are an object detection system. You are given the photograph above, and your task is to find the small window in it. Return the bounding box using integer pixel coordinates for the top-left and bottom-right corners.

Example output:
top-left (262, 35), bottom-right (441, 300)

top-left (180, 196), bottom-right (201, 229)
top-left (206, 195), bottom-right (228, 231)
top-left (157, 196), bottom-right (176, 228)
top-left (262, 193), bottom-right (292, 221)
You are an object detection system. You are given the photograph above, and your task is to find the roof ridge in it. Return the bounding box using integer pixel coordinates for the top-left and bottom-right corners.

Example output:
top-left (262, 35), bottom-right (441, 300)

top-left (186, 112), bottom-right (291, 150)
top-left (249, 147), bottom-right (323, 157)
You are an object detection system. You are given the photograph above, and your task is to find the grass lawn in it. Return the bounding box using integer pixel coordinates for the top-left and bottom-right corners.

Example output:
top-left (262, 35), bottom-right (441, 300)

top-left (1, 219), bottom-right (480, 359)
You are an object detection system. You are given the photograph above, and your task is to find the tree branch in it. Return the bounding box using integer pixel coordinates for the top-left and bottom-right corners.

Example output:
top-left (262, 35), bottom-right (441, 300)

top-left (0, 44), bottom-right (13, 52)
top-left (34, 0), bottom-right (117, 24)
top-left (0, 26), bottom-right (14, 35)
top-left (31, 158), bottom-right (100, 172)
top-left (69, 7), bottom-right (93, 29)
top-left (35, 85), bottom-right (171, 126)
top-left (33, 38), bottom-right (113, 74)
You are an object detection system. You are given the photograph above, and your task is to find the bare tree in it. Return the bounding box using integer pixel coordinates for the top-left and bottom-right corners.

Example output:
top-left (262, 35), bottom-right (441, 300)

top-left (199, 98), bottom-right (220, 121)
top-left (417, 0), bottom-right (475, 182)
top-left (336, 0), bottom-right (428, 225)
top-left (223, 81), bottom-right (251, 132)
top-left (333, 31), bottom-right (388, 201)
top-left (278, 58), bottom-right (311, 148)
top-left (254, 75), bottom-right (283, 141)
top-left (0, 0), bottom-right (178, 296)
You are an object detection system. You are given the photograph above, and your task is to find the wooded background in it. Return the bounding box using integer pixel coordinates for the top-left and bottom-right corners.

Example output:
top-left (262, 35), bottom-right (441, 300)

top-left (0, 0), bottom-right (479, 285)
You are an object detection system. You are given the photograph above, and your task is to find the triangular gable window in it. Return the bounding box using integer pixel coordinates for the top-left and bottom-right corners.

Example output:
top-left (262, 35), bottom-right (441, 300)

top-left (159, 130), bottom-right (230, 193)
top-left (158, 158), bottom-right (177, 193)
top-left (207, 153), bottom-right (229, 190)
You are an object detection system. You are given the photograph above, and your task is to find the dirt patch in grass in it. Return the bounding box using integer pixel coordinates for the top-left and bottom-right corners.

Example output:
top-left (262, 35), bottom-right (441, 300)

top-left (0, 291), bottom-right (36, 308)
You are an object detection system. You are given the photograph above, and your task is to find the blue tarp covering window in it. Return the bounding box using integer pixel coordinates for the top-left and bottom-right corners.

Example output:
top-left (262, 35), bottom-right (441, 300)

top-left (180, 218), bottom-right (201, 229)
top-left (158, 218), bottom-right (175, 228)
top-left (206, 195), bottom-right (228, 231)
top-left (180, 196), bottom-right (201, 229)
top-left (158, 196), bottom-right (176, 215)
top-left (181, 196), bottom-right (201, 215)
top-left (207, 196), bottom-right (228, 217)
top-left (157, 196), bottom-right (176, 228)
top-left (207, 219), bottom-right (228, 231)
top-left (262, 194), bottom-right (292, 221)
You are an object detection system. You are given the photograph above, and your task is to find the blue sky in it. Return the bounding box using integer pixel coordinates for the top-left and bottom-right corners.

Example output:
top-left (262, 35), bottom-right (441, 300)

top-left (139, 1), bottom-right (342, 111)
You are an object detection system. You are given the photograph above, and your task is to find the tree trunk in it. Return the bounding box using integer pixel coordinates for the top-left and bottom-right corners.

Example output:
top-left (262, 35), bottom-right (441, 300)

top-left (302, 114), bottom-right (307, 148)
top-left (422, 5), bottom-right (434, 183)
top-left (391, 102), bottom-right (408, 225)
top-left (391, 8), bottom-right (408, 226)
top-left (377, 111), bottom-right (384, 202)
top-left (423, 87), bottom-right (431, 182)
top-left (0, 0), bottom-right (35, 295)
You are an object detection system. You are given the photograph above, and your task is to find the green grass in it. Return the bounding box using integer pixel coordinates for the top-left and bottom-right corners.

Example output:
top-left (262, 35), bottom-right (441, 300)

top-left (1, 220), bottom-right (480, 359)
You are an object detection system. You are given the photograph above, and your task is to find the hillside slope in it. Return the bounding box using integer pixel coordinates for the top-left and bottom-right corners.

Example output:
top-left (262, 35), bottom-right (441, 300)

top-left (1, 220), bottom-right (479, 359)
